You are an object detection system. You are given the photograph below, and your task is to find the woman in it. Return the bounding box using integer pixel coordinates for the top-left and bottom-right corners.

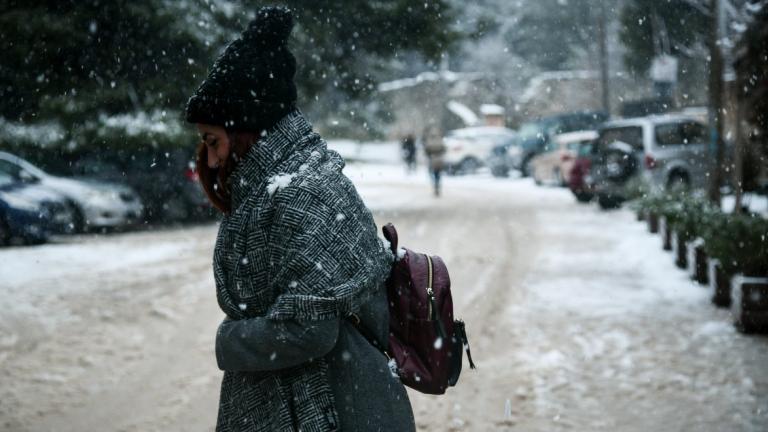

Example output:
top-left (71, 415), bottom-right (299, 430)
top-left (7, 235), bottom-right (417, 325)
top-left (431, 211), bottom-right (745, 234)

top-left (185, 7), bottom-right (415, 432)
top-left (422, 126), bottom-right (446, 197)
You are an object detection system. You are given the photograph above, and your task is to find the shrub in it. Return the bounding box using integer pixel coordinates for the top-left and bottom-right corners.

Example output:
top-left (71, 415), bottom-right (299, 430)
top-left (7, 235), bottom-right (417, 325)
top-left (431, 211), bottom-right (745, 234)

top-left (667, 194), bottom-right (718, 242)
top-left (702, 212), bottom-right (768, 276)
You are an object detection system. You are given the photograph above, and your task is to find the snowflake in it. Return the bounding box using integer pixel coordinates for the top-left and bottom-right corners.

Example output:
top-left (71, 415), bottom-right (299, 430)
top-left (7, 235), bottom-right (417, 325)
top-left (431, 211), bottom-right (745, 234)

top-left (387, 358), bottom-right (399, 378)
top-left (433, 337), bottom-right (443, 349)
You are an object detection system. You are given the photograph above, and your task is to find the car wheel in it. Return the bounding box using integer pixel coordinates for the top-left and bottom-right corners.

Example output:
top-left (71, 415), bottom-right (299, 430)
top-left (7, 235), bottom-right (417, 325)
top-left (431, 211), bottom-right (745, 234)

top-left (0, 215), bottom-right (9, 246)
top-left (666, 172), bottom-right (690, 192)
top-left (520, 155), bottom-right (534, 177)
top-left (574, 192), bottom-right (594, 203)
top-left (69, 202), bottom-right (87, 233)
top-left (491, 166), bottom-right (509, 178)
top-left (597, 193), bottom-right (623, 210)
top-left (458, 157), bottom-right (481, 175)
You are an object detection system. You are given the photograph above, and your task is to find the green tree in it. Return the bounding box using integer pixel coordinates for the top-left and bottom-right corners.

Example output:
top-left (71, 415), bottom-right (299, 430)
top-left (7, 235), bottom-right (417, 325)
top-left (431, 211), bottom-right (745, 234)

top-left (618, 0), bottom-right (709, 76)
top-left (503, 0), bottom-right (604, 71)
top-left (0, 0), bottom-right (460, 135)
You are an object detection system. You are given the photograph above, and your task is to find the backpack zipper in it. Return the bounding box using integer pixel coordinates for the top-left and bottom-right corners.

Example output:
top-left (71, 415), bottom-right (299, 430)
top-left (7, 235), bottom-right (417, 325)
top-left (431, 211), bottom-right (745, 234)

top-left (426, 255), bottom-right (435, 320)
top-left (425, 255), bottom-right (447, 339)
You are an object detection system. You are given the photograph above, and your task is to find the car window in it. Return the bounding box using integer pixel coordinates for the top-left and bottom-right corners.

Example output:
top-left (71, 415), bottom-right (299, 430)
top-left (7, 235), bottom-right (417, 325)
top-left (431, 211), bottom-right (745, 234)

top-left (566, 141), bottom-right (582, 151)
top-left (655, 123), bottom-right (682, 147)
top-left (680, 122), bottom-right (707, 144)
top-left (655, 122), bottom-right (707, 147)
top-left (0, 171), bottom-right (14, 186)
top-left (597, 126), bottom-right (643, 151)
top-left (578, 142), bottom-right (594, 156)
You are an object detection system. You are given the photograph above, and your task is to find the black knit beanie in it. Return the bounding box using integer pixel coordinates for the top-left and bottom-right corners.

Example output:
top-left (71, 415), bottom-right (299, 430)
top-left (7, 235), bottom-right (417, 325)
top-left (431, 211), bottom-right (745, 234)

top-left (185, 6), bottom-right (297, 132)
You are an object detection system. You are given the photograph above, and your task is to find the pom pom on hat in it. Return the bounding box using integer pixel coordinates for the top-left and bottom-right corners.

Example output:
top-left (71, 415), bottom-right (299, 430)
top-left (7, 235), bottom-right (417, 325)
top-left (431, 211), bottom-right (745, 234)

top-left (244, 6), bottom-right (294, 45)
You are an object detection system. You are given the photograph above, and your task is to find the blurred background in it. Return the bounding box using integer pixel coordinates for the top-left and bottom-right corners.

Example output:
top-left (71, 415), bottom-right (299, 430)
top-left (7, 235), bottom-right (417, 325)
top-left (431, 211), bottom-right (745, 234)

top-left (0, 1), bottom-right (766, 431)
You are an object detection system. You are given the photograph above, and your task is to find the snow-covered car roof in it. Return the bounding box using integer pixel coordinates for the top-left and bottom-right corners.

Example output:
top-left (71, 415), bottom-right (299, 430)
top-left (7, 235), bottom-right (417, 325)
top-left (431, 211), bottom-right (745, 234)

top-left (603, 114), bottom-right (705, 129)
top-left (553, 130), bottom-right (598, 145)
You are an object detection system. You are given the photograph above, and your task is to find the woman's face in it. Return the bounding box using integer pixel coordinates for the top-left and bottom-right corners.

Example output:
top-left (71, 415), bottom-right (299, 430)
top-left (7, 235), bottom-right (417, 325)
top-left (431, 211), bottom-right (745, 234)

top-left (196, 124), bottom-right (230, 169)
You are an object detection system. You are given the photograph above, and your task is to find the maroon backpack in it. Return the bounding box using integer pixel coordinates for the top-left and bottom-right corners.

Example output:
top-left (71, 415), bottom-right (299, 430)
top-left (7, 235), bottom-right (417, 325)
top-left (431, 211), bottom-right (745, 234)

top-left (376, 223), bottom-right (475, 394)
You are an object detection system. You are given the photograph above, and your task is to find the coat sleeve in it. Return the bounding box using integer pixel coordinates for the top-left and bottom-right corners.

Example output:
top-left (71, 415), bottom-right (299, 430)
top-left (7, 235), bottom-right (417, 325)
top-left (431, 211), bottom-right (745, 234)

top-left (215, 316), bottom-right (340, 372)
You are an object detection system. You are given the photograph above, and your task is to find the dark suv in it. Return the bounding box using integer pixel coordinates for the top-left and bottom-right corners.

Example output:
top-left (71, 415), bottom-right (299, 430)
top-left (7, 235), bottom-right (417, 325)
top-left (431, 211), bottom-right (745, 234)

top-left (514, 111), bottom-right (608, 176)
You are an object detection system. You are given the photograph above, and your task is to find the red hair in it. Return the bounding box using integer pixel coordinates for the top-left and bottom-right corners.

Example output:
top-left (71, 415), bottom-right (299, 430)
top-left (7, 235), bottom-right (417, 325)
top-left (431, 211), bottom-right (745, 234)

top-left (195, 131), bottom-right (259, 214)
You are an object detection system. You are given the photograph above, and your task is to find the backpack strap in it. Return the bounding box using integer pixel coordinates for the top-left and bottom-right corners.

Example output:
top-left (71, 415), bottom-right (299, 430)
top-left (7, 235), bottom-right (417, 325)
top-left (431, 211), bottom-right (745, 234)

top-left (382, 223), bottom-right (398, 255)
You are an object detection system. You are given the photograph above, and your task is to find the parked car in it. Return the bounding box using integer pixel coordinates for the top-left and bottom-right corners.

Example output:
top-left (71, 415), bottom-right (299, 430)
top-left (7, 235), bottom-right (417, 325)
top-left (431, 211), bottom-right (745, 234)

top-left (530, 130), bottom-right (598, 186)
top-left (442, 126), bottom-right (517, 175)
top-left (568, 140), bottom-right (597, 202)
top-left (0, 158), bottom-right (75, 234)
top-left (486, 136), bottom-right (522, 178)
top-left (590, 115), bottom-right (711, 209)
top-left (0, 151), bottom-right (143, 232)
top-left (0, 179), bottom-right (54, 245)
top-left (515, 111), bottom-right (608, 176)
top-left (69, 150), bottom-right (213, 223)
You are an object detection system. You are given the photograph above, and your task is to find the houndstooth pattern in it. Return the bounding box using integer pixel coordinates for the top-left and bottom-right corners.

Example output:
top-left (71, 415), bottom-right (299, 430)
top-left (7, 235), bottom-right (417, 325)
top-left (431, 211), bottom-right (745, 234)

top-left (213, 110), bottom-right (393, 431)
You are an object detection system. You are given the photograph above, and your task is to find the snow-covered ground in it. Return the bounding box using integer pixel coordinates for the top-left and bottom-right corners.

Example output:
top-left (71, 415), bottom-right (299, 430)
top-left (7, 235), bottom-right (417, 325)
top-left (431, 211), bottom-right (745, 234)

top-left (0, 156), bottom-right (766, 431)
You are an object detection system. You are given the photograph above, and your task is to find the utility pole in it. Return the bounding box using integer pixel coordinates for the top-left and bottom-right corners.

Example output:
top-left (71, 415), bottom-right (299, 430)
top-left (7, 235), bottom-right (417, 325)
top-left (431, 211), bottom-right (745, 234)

top-left (598, 3), bottom-right (611, 116)
top-left (707, 0), bottom-right (725, 204)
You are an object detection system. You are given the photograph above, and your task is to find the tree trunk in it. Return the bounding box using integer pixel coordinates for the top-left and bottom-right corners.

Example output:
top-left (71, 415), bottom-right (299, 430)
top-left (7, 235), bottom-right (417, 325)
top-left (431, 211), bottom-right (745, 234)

top-left (733, 84), bottom-right (744, 213)
top-left (707, 0), bottom-right (725, 205)
top-left (598, 4), bottom-right (610, 116)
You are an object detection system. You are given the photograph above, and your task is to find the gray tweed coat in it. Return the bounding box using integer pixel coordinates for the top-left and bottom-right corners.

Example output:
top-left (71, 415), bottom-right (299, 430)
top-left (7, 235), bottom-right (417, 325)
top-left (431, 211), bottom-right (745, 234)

top-left (212, 110), bottom-right (415, 431)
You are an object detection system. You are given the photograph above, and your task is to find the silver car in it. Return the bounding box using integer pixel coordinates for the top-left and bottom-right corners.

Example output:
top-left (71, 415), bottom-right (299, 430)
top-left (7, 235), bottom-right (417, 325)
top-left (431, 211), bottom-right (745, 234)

top-left (0, 151), bottom-right (144, 232)
top-left (591, 115), bottom-right (712, 208)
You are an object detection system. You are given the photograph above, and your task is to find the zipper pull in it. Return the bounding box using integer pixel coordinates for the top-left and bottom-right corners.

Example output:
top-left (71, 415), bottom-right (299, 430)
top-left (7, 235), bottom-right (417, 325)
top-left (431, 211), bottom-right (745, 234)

top-left (455, 320), bottom-right (476, 369)
top-left (427, 288), bottom-right (447, 340)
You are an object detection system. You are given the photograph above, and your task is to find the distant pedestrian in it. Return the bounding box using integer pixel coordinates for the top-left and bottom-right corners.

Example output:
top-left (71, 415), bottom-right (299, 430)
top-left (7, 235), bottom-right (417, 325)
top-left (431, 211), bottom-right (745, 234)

top-left (423, 126), bottom-right (446, 197)
top-left (185, 6), bottom-right (415, 431)
top-left (401, 134), bottom-right (417, 173)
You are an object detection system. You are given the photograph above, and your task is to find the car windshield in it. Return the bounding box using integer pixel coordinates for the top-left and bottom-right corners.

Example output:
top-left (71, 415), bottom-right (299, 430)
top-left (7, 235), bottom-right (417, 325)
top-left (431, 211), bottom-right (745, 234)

top-left (518, 122), bottom-right (545, 140)
top-left (577, 142), bottom-right (594, 156)
top-left (0, 172), bottom-right (14, 187)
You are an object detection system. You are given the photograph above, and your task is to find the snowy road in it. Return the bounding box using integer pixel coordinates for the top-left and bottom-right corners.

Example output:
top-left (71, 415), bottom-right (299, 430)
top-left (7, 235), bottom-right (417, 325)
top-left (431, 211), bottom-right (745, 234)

top-left (1, 164), bottom-right (767, 431)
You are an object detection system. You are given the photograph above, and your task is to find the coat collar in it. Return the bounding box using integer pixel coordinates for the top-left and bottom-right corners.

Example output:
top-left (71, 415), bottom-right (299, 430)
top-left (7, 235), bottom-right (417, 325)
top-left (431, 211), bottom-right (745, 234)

top-left (228, 109), bottom-right (313, 209)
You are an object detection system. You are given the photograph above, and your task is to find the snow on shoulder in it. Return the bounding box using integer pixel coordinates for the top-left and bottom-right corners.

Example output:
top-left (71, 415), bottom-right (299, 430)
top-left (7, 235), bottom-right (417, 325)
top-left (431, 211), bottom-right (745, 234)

top-left (266, 173), bottom-right (296, 196)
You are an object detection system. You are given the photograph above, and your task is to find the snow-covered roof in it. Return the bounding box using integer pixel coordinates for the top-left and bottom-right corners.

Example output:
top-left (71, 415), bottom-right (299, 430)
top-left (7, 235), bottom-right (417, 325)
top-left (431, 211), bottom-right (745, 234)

top-left (604, 113), bottom-right (705, 128)
top-left (480, 104), bottom-right (505, 116)
top-left (0, 118), bottom-right (65, 146)
top-left (377, 70), bottom-right (486, 93)
top-left (446, 100), bottom-right (480, 126)
top-left (447, 126), bottom-right (516, 137)
top-left (520, 70), bottom-right (598, 103)
top-left (95, 110), bottom-right (183, 137)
